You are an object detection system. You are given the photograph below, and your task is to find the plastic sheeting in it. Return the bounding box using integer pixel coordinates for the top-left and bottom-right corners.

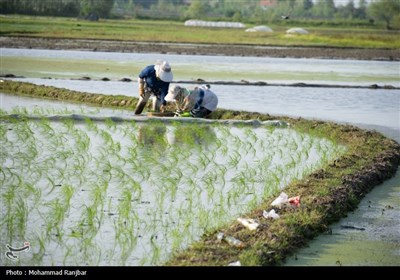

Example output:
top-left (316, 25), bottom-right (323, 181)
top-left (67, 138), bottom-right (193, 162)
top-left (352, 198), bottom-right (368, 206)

top-left (286, 28), bottom-right (309, 35)
top-left (2, 114), bottom-right (289, 127)
top-left (184, 20), bottom-right (245, 28)
top-left (245, 25), bottom-right (273, 33)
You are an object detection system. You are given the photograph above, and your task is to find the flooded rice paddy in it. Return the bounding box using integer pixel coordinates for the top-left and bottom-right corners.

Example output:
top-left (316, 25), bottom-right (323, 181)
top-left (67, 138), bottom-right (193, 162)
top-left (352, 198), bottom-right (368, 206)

top-left (0, 97), bottom-right (345, 265)
top-left (1, 48), bottom-right (399, 266)
top-left (8, 77), bottom-right (400, 132)
top-left (2, 48), bottom-right (399, 86)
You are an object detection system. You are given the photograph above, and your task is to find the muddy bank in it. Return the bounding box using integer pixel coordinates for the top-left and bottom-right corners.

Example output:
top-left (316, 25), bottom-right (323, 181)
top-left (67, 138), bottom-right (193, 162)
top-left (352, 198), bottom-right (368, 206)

top-left (1, 36), bottom-right (399, 61)
top-left (3, 74), bottom-right (398, 90)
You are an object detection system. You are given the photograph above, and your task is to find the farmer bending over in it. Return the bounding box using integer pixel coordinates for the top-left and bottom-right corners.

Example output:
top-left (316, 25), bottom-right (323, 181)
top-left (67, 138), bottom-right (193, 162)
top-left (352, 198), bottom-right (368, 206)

top-left (165, 84), bottom-right (218, 118)
top-left (134, 60), bottom-right (173, 114)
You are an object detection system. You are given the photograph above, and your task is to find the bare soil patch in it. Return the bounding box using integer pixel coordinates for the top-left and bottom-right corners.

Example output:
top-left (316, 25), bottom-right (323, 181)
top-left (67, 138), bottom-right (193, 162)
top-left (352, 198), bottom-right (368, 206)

top-left (1, 36), bottom-right (399, 61)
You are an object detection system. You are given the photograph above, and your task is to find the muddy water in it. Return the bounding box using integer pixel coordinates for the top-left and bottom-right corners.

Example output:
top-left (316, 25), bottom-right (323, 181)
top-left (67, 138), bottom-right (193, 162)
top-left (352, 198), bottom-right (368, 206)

top-left (284, 169), bottom-right (400, 266)
top-left (9, 77), bottom-right (400, 133)
top-left (1, 48), bottom-right (400, 266)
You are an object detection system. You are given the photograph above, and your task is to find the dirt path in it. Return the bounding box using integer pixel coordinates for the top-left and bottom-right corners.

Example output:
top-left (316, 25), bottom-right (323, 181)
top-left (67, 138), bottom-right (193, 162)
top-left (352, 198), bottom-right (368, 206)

top-left (1, 36), bottom-right (399, 61)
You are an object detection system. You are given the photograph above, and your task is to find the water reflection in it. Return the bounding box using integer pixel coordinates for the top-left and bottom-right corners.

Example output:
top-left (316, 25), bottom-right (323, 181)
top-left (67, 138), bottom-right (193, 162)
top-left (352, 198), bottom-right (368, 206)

top-left (168, 124), bottom-right (217, 149)
top-left (137, 122), bottom-right (217, 152)
top-left (137, 122), bottom-right (168, 151)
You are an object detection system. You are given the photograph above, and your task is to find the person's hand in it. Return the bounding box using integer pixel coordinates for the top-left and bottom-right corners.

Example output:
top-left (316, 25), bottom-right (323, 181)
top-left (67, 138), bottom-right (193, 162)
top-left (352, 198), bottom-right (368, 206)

top-left (160, 104), bottom-right (166, 113)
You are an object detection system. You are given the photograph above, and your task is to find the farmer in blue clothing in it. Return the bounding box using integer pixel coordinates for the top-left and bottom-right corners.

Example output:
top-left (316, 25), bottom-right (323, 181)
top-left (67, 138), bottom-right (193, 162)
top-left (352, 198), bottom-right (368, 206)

top-left (134, 60), bottom-right (173, 114)
top-left (165, 84), bottom-right (218, 118)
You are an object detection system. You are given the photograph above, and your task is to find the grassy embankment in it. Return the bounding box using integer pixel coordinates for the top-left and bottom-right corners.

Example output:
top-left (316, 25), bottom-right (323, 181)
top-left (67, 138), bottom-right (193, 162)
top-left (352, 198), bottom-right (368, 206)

top-left (1, 80), bottom-right (399, 265)
top-left (1, 15), bottom-right (399, 49)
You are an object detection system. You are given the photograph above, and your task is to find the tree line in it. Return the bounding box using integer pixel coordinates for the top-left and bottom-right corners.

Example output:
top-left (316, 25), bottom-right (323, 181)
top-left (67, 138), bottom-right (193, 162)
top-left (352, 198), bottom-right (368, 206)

top-left (0, 0), bottom-right (115, 18)
top-left (0, 0), bottom-right (399, 29)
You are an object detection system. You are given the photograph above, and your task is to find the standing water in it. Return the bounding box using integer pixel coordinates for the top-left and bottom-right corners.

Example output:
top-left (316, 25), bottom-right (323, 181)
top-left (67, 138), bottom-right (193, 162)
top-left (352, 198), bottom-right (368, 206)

top-left (1, 48), bottom-right (399, 266)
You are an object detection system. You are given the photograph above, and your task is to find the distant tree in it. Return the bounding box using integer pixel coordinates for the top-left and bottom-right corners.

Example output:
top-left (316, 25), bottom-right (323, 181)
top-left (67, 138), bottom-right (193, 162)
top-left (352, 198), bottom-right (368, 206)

top-left (359, 0), bottom-right (368, 10)
top-left (63, 0), bottom-right (80, 17)
top-left (185, 0), bottom-right (210, 18)
top-left (131, 0), bottom-right (158, 9)
top-left (293, 0), bottom-right (314, 18)
top-left (80, 0), bottom-right (115, 18)
top-left (232, 11), bottom-right (242, 22)
top-left (367, 0), bottom-right (400, 29)
top-left (112, 0), bottom-right (136, 17)
top-left (148, 0), bottom-right (184, 19)
top-left (0, 0), bottom-right (80, 17)
top-left (302, 0), bottom-right (313, 10)
top-left (336, 0), bottom-right (355, 19)
top-left (355, 0), bottom-right (367, 19)
top-left (312, 0), bottom-right (336, 19)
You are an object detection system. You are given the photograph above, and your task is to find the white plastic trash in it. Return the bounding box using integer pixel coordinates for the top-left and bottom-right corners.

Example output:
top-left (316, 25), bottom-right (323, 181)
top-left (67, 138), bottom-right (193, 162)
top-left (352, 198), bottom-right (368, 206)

top-left (271, 192), bottom-right (288, 208)
top-left (263, 209), bottom-right (280, 219)
top-left (217, 232), bottom-right (224, 242)
top-left (224, 236), bottom-right (244, 248)
top-left (237, 218), bottom-right (259, 230)
top-left (228, 261), bottom-right (241, 266)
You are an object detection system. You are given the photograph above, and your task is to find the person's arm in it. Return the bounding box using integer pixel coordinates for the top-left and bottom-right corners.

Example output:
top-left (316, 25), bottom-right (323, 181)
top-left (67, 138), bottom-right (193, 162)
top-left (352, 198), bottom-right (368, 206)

top-left (182, 92), bottom-right (197, 112)
top-left (138, 78), bottom-right (145, 97)
top-left (159, 83), bottom-right (170, 106)
top-left (138, 65), bottom-right (153, 97)
top-left (180, 96), bottom-right (190, 112)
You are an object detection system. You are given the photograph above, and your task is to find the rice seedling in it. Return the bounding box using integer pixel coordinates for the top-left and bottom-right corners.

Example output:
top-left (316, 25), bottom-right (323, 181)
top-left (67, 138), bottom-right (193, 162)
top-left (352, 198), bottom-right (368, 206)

top-left (44, 199), bottom-right (66, 238)
top-left (0, 105), bottom-right (347, 265)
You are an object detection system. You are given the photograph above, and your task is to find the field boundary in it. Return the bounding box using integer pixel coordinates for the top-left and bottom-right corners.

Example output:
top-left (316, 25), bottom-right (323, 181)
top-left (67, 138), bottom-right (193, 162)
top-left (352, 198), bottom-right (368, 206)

top-left (1, 36), bottom-right (399, 61)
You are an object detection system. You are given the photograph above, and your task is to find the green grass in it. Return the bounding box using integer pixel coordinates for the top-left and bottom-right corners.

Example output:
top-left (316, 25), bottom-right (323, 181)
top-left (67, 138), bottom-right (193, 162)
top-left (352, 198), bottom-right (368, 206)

top-left (1, 15), bottom-right (399, 49)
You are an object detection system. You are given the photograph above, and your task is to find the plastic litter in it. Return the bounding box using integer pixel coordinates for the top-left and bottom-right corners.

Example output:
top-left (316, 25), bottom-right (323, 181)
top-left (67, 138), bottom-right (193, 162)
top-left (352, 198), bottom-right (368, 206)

top-left (288, 196), bottom-right (301, 207)
top-left (271, 192), bottom-right (301, 208)
top-left (271, 192), bottom-right (288, 208)
top-left (263, 209), bottom-right (280, 219)
top-left (228, 261), bottom-right (241, 266)
top-left (224, 236), bottom-right (244, 248)
top-left (174, 111), bottom-right (191, 118)
top-left (216, 232), bottom-right (244, 248)
top-left (180, 112), bottom-right (191, 117)
top-left (216, 232), bottom-right (224, 242)
top-left (237, 218), bottom-right (259, 230)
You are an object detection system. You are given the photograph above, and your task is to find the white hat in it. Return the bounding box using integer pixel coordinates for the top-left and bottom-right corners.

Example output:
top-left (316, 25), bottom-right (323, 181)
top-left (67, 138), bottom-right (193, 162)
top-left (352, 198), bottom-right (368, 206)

top-left (164, 84), bottom-right (181, 102)
top-left (154, 61), bottom-right (173, 82)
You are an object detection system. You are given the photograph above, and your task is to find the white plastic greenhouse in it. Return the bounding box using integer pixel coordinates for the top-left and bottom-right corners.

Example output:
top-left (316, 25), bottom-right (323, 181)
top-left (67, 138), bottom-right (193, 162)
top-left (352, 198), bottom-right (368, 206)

top-left (286, 27), bottom-right (309, 34)
top-left (184, 20), bottom-right (245, 28)
top-left (245, 25), bottom-right (273, 33)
